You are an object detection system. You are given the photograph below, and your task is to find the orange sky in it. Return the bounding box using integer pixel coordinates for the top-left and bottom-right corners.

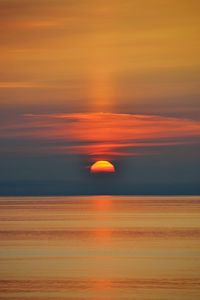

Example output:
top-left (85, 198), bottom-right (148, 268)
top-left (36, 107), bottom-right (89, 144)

top-left (0, 0), bottom-right (199, 116)
top-left (0, 1), bottom-right (199, 192)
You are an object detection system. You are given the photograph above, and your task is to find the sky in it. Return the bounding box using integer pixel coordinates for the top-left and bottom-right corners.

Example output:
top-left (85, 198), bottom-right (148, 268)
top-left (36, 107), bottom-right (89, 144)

top-left (0, 0), bottom-right (200, 195)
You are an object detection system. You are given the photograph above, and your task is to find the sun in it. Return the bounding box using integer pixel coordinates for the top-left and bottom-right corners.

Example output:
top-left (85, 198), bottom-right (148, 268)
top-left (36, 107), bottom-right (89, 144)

top-left (90, 160), bottom-right (115, 174)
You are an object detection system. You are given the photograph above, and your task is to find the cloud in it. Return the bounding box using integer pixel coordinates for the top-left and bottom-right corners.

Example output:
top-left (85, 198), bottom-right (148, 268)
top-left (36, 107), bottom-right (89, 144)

top-left (0, 82), bottom-right (43, 89)
top-left (0, 82), bottom-right (69, 89)
top-left (0, 113), bottom-right (199, 158)
top-left (0, 19), bottom-right (64, 30)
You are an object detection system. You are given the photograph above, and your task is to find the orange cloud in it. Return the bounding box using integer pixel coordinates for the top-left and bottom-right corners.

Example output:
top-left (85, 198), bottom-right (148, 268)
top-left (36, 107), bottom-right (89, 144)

top-left (0, 113), bottom-right (199, 159)
top-left (0, 82), bottom-right (43, 89)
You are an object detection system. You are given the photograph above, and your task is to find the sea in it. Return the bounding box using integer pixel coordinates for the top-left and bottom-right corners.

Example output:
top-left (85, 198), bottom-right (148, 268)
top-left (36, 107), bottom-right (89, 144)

top-left (0, 196), bottom-right (200, 300)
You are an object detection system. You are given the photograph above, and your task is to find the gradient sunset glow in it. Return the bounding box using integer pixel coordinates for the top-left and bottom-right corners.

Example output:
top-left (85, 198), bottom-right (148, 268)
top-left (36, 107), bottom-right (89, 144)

top-left (0, 0), bottom-right (199, 195)
top-left (0, 3), bottom-right (200, 300)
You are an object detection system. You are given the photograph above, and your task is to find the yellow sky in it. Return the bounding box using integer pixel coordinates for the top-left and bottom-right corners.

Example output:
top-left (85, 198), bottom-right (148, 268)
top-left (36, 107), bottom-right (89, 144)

top-left (0, 0), bottom-right (199, 115)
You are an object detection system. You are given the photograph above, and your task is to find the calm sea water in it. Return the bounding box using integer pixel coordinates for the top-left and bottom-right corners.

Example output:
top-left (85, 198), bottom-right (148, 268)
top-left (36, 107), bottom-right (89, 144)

top-left (0, 196), bottom-right (200, 300)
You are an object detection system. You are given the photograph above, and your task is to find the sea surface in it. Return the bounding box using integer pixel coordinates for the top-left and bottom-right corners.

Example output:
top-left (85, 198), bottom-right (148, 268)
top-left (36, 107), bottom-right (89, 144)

top-left (0, 196), bottom-right (200, 300)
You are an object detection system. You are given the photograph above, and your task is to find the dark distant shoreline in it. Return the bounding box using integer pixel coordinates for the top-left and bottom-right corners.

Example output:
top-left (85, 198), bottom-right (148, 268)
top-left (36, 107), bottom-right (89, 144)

top-left (0, 180), bottom-right (199, 196)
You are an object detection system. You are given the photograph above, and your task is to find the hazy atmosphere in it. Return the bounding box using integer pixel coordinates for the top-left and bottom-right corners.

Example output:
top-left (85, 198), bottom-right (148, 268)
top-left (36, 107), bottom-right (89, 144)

top-left (1, 2), bottom-right (200, 300)
top-left (0, 0), bottom-right (200, 194)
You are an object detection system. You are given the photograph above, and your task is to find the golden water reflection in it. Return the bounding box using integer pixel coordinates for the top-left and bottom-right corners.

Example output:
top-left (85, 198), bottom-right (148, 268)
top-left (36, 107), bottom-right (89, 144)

top-left (0, 196), bottom-right (200, 299)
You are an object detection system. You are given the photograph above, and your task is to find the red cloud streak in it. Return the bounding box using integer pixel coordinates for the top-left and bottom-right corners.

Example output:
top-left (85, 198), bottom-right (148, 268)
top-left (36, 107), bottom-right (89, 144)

top-left (0, 113), bottom-right (199, 158)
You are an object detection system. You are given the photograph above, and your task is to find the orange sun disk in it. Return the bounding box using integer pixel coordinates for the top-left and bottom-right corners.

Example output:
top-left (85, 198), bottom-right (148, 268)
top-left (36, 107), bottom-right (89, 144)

top-left (90, 160), bottom-right (115, 174)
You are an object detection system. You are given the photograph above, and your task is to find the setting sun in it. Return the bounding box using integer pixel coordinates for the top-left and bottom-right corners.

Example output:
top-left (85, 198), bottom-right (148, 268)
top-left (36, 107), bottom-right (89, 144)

top-left (90, 160), bottom-right (115, 174)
